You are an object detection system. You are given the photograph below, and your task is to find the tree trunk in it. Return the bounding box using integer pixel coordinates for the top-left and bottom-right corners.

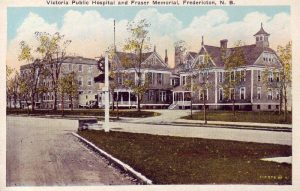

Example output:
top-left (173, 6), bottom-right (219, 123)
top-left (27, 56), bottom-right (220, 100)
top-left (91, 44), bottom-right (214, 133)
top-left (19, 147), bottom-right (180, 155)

top-left (71, 96), bottom-right (73, 111)
top-left (116, 95), bottom-right (119, 120)
top-left (190, 97), bottom-right (193, 119)
top-left (279, 88), bottom-right (283, 114)
top-left (284, 86), bottom-right (288, 122)
top-left (112, 91), bottom-right (115, 111)
top-left (137, 94), bottom-right (141, 112)
top-left (61, 94), bottom-right (64, 117)
top-left (31, 92), bottom-right (35, 112)
top-left (203, 98), bottom-right (207, 124)
top-left (54, 90), bottom-right (58, 111)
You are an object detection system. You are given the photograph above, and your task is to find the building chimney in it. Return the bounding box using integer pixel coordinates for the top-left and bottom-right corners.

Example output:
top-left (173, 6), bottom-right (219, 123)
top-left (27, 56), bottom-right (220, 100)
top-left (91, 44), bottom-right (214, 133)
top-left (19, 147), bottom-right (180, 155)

top-left (165, 49), bottom-right (168, 65)
top-left (154, 45), bottom-right (156, 52)
top-left (201, 35), bottom-right (204, 46)
top-left (220, 39), bottom-right (228, 49)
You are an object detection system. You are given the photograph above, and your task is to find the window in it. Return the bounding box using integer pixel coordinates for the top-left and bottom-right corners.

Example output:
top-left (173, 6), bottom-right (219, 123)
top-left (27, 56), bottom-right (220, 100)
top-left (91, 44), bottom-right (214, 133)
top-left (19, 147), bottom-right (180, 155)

top-left (148, 90), bottom-right (155, 101)
top-left (88, 65), bottom-right (93, 73)
top-left (117, 74), bottom-right (123, 85)
top-left (268, 105), bottom-right (272, 110)
top-left (275, 72), bottom-right (280, 82)
top-left (159, 91), bottom-right (166, 102)
top-left (240, 87), bottom-right (245, 100)
top-left (218, 72), bottom-right (223, 83)
top-left (146, 72), bottom-right (153, 84)
top-left (79, 65), bottom-right (83, 72)
top-left (182, 76), bottom-right (186, 85)
top-left (230, 71), bottom-right (235, 82)
top-left (88, 90), bottom-right (92, 94)
top-left (69, 64), bottom-right (72, 71)
top-left (87, 78), bottom-right (92, 86)
top-left (267, 89), bottom-right (273, 100)
top-left (157, 73), bottom-right (163, 85)
top-left (257, 70), bottom-right (261, 82)
top-left (276, 90), bottom-right (280, 100)
top-left (268, 72), bottom-right (273, 82)
top-left (78, 90), bottom-right (83, 95)
top-left (230, 88), bottom-right (235, 100)
top-left (276, 105), bottom-right (279, 109)
top-left (219, 88), bottom-right (223, 101)
top-left (78, 77), bottom-right (83, 86)
top-left (240, 70), bottom-right (246, 82)
top-left (257, 105), bottom-right (260, 110)
top-left (200, 89), bottom-right (208, 101)
top-left (257, 87), bottom-right (261, 100)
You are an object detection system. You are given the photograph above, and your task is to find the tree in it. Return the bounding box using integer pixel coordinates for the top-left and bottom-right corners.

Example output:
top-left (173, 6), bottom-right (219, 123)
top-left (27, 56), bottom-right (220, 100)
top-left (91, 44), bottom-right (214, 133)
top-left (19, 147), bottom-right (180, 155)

top-left (18, 41), bottom-right (44, 111)
top-left (35, 32), bottom-right (71, 110)
top-left (185, 53), bottom-right (213, 124)
top-left (58, 72), bottom-right (79, 115)
top-left (222, 41), bottom-right (246, 116)
top-left (6, 65), bottom-right (14, 108)
top-left (278, 42), bottom-right (292, 122)
top-left (122, 19), bottom-right (151, 111)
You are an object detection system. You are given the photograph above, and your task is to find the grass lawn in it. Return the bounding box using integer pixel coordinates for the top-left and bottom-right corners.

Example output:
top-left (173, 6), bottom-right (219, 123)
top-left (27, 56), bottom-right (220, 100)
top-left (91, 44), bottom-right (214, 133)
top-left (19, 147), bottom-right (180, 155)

top-left (6, 108), bottom-right (160, 118)
top-left (182, 111), bottom-right (292, 124)
top-left (78, 130), bottom-right (292, 184)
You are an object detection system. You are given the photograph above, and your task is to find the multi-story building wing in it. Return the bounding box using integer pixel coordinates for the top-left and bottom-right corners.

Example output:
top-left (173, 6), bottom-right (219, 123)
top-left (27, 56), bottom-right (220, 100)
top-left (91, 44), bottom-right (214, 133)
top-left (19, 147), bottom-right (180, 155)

top-left (98, 47), bottom-right (173, 109)
top-left (20, 56), bottom-right (99, 109)
top-left (172, 24), bottom-right (281, 111)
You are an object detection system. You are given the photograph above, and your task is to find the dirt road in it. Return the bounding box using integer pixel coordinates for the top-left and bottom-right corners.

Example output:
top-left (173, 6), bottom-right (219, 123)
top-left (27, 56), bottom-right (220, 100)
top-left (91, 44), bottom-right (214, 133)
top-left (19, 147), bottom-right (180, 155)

top-left (6, 116), bottom-right (135, 186)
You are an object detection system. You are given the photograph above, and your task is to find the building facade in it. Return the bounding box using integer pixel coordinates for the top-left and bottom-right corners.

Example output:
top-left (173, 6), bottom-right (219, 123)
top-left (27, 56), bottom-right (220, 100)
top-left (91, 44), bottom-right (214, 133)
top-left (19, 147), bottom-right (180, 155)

top-left (171, 24), bottom-right (282, 111)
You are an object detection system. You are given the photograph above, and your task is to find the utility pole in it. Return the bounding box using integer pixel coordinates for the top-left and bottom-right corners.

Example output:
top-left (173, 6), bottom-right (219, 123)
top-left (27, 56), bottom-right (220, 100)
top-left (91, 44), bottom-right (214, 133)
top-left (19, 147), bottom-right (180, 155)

top-left (103, 53), bottom-right (110, 132)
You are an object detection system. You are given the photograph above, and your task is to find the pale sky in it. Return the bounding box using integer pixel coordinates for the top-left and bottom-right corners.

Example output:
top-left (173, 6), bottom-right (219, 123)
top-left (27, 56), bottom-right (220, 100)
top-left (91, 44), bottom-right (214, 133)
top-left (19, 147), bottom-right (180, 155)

top-left (7, 6), bottom-right (290, 70)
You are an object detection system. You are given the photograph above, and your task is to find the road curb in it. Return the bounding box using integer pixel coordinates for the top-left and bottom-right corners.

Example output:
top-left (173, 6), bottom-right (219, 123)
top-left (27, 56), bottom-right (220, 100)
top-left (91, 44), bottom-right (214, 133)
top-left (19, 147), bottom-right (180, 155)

top-left (71, 132), bottom-right (153, 185)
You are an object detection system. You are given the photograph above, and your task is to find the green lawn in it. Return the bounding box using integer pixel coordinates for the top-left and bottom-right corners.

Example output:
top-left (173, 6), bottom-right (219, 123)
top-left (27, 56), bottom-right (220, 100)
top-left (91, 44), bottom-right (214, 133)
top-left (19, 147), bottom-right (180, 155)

top-left (182, 111), bottom-right (292, 124)
top-left (78, 130), bottom-right (292, 184)
top-left (6, 108), bottom-right (160, 118)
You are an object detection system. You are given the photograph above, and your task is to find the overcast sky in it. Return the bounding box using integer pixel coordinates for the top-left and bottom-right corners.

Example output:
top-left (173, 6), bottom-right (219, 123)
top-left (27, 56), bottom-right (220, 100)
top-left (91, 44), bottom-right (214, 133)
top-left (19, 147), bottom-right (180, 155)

top-left (7, 6), bottom-right (290, 70)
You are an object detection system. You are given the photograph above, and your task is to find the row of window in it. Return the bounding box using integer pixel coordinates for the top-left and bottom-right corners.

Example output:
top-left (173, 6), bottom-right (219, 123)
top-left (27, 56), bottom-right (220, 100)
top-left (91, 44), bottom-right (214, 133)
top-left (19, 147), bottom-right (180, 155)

top-left (67, 64), bottom-right (95, 73)
top-left (78, 77), bottom-right (93, 86)
top-left (218, 87), bottom-right (246, 101)
top-left (218, 70), bottom-right (246, 83)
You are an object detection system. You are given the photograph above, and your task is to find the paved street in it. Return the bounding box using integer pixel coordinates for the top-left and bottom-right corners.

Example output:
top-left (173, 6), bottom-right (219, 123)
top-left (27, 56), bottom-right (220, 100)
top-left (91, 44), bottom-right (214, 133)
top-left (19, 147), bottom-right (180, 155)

top-left (6, 113), bottom-right (292, 186)
top-left (6, 116), bottom-right (135, 186)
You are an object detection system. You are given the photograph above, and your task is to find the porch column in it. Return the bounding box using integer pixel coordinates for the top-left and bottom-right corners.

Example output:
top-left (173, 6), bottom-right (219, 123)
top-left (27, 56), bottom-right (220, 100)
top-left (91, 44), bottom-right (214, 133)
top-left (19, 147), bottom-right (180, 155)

top-left (172, 91), bottom-right (175, 104)
top-left (121, 93), bottom-right (123, 104)
top-left (251, 69), bottom-right (253, 103)
top-left (129, 91), bottom-right (131, 106)
top-left (183, 92), bottom-right (185, 109)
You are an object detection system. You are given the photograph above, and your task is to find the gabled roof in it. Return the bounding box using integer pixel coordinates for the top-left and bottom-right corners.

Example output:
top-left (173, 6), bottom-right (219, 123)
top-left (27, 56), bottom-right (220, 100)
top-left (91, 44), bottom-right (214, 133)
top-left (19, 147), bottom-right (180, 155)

top-left (114, 51), bottom-right (169, 70)
top-left (197, 44), bottom-right (277, 67)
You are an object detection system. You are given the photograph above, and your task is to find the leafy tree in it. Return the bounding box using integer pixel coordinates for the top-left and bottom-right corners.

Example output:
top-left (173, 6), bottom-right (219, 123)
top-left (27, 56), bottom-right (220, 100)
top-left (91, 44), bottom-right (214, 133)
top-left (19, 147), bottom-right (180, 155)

top-left (6, 65), bottom-right (15, 108)
top-left (35, 32), bottom-right (71, 110)
top-left (278, 42), bottom-right (292, 121)
top-left (222, 41), bottom-right (246, 116)
top-left (185, 53), bottom-right (213, 124)
top-left (122, 19), bottom-right (151, 111)
top-left (18, 41), bottom-right (44, 111)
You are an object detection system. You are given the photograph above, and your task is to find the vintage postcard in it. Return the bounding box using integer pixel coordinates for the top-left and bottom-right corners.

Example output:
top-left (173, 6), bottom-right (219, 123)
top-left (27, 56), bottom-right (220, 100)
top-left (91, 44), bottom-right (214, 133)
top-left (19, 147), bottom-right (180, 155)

top-left (1, 0), bottom-right (299, 190)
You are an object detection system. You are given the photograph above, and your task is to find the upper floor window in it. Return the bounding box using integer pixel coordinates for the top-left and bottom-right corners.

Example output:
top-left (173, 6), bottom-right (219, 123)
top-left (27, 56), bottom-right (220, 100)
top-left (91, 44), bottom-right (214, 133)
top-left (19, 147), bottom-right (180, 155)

top-left (69, 64), bottom-right (72, 71)
top-left (230, 71), bottom-right (235, 82)
top-left (87, 78), bottom-right (92, 86)
top-left (157, 73), bottom-right (163, 85)
top-left (79, 65), bottom-right (83, 72)
top-left (182, 76), bottom-right (186, 86)
top-left (268, 72), bottom-right (273, 82)
top-left (257, 70), bottom-right (261, 82)
top-left (218, 72), bottom-right (224, 83)
top-left (88, 65), bottom-right (93, 73)
top-left (240, 70), bottom-right (246, 82)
